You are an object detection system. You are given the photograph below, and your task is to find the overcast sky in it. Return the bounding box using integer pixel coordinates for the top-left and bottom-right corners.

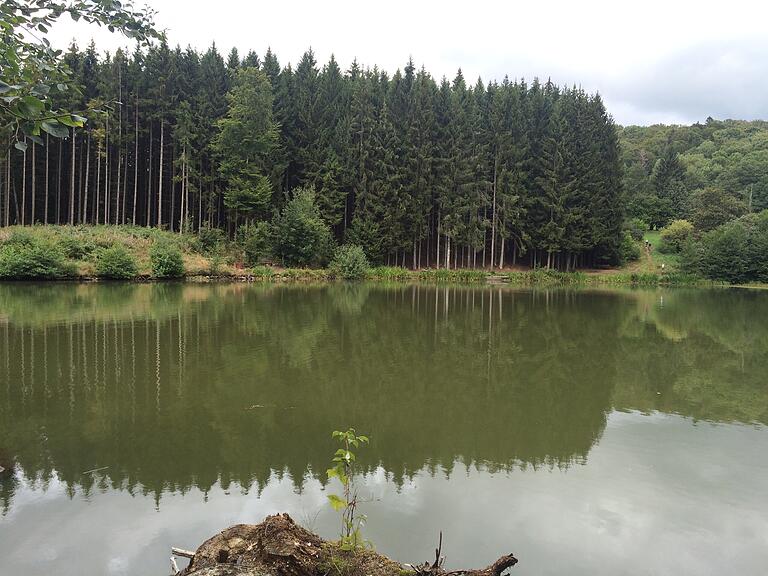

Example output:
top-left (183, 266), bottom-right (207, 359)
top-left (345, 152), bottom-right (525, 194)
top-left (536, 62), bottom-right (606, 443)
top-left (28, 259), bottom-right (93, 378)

top-left (47, 0), bottom-right (768, 126)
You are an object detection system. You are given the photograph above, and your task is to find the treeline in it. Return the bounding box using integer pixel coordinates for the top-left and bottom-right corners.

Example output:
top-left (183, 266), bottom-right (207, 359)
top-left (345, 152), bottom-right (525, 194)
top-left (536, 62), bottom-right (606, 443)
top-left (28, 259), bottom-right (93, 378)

top-left (0, 41), bottom-right (623, 268)
top-left (620, 118), bottom-right (768, 228)
top-left (620, 119), bottom-right (768, 282)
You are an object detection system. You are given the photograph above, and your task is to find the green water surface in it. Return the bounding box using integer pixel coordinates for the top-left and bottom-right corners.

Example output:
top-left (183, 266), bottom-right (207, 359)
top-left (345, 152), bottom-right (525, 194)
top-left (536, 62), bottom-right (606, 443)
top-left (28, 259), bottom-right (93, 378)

top-left (0, 283), bottom-right (766, 575)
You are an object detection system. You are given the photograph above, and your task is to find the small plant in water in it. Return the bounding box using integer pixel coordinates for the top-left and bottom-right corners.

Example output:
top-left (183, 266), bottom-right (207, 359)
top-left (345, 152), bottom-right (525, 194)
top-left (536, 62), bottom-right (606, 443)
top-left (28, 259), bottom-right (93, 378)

top-left (327, 428), bottom-right (370, 551)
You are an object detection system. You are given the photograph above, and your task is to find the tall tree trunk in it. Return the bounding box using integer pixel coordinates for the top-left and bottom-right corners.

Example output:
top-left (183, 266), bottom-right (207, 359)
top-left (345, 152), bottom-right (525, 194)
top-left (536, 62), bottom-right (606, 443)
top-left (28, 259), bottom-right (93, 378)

top-left (157, 119), bottom-right (164, 228)
top-left (44, 133), bottom-right (49, 224)
top-left (83, 132), bottom-right (90, 224)
top-left (21, 143), bottom-right (26, 226)
top-left (490, 156), bottom-right (497, 270)
top-left (170, 140), bottom-right (176, 232)
top-left (436, 210), bottom-right (441, 269)
top-left (56, 138), bottom-right (62, 224)
top-left (95, 140), bottom-right (102, 224)
top-left (104, 112), bottom-right (110, 224)
top-left (146, 121), bottom-right (153, 227)
top-left (117, 65), bottom-right (123, 225)
top-left (69, 129), bottom-right (76, 224)
top-left (115, 153), bottom-right (122, 225)
top-left (31, 141), bottom-right (36, 224)
top-left (133, 89), bottom-right (139, 225)
top-left (5, 145), bottom-right (10, 226)
top-left (121, 149), bottom-right (128, 224)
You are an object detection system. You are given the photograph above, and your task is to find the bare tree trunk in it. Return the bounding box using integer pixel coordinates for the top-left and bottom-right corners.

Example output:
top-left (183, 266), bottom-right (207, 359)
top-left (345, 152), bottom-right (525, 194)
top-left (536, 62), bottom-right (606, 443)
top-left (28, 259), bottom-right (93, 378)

top-left (31, 141), bottom-right (36, 224)
top-left (44, 134), bottom-right (49, 224)
top-left (83, 132), bottom-right (90, 224)
top-left (170, 141), bottom-right (176, 232)
top-left (115, 153), bottom-right (122, 225)
top-left (157, 119), bottom-right (164, 228)
top-left (5, 145), bottom-right (11, 226)
top-left (95, 140), bottom-right (102, 224)
top-left (133, 89), bottom-right (139, 225)
top-left (104, 112), bottom-right (110, 224)
top-left (21, 143), bottom-right (26, 225)
top-left (436, 210), bottom-right (441, 269)
top-left (121, 150), bottom-right (128, 224)
top-left (69, 129), bottom-right (76, 224)
top-left (146, 121), bottom-right (152, 227)
top-left (490, 156), bottom-right (497, 270)
top-left (56, 138), bottom-right (62, 224)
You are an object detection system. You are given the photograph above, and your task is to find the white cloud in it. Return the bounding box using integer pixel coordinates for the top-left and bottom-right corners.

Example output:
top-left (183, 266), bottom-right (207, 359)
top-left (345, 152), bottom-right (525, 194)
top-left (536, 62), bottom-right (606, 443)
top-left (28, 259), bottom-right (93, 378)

top-left (45, 0), bottom-right (768, 125)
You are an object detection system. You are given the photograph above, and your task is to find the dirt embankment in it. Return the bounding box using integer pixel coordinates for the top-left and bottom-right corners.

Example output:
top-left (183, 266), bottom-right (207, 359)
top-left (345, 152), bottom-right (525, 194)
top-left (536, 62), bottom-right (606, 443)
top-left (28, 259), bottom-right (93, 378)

top-left (178, 514), bottom-right (518, 576)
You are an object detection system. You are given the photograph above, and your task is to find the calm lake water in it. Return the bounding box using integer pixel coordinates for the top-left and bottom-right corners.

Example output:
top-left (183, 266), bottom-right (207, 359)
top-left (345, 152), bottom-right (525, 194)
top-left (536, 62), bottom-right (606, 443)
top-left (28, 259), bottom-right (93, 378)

top-left (1, 283), bottom-right (767, 576)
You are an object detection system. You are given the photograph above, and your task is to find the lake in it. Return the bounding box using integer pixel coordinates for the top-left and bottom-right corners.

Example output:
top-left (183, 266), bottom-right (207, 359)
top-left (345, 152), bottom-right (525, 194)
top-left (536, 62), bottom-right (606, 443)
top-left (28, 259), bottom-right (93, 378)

top-left (0, 282), bottom-right (767, 576)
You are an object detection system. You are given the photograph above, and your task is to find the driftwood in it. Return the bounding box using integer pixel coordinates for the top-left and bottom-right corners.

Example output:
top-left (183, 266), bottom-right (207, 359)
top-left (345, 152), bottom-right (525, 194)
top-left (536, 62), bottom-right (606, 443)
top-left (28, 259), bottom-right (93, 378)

top-left (174, 513), bottom-right (517, 576)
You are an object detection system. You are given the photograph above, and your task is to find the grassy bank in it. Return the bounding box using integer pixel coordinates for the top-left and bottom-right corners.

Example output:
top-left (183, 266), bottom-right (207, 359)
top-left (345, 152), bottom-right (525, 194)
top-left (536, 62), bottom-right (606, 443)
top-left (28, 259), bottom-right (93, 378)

top-left (0, 225), bottom-right (722, 287)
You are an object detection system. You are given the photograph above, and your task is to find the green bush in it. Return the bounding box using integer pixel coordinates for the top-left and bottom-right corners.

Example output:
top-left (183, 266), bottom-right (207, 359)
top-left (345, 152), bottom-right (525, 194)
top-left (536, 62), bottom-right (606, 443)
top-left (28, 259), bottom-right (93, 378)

top-left (239, 221), bottom-right (273, 265)
top-left (251, 265), bottom-right (276, 280)
top-left (659, 219), bottom-right (694, 253)
top-left (619, 231), bottom-right (641, 263)
top-left (95, 245), bottom-right (138, 279)
top-left (623, 218), bottom-right (648, 241)
top-left (0, 240), bottom-right (75, 279)
top-left (272, 187), bottom-right (334, 267)
top-left (5, 228), bottom-right (36, 246)
top-left (329, 244), bottom-right (370, 280)
top-left (680, 210), bottom-right (768, 283)
top-left (195, 223), bottom-right (227, 255)
top-left (59, 235), bottom-right (97, 260)
top-left (150, 241), bottom-right (185, 278)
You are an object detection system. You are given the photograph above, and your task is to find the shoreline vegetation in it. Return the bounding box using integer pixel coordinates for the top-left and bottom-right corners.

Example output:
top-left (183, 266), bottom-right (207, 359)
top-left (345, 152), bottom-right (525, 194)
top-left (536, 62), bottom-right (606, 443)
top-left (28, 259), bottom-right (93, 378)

top-left (0, 224), bottom-right (745, 287)
top-left (176, 513), bottom-right (518, 576)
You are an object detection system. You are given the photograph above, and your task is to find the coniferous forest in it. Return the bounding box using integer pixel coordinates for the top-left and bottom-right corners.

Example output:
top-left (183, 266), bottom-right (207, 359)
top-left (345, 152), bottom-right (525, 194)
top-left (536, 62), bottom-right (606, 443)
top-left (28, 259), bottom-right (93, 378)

top-left (0, 41), bottom-right (623, 269)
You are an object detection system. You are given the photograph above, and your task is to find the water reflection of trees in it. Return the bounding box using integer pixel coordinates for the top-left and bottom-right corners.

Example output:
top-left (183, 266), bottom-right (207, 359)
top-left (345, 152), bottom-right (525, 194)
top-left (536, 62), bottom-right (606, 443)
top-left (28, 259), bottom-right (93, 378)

top-left (0, 283), bottom-right (766, 513)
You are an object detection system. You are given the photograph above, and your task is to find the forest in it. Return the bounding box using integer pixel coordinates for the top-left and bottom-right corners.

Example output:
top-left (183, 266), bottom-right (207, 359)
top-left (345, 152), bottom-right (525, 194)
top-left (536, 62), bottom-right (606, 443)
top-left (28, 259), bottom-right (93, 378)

top-left (1, 40), bottom-right (624, 269)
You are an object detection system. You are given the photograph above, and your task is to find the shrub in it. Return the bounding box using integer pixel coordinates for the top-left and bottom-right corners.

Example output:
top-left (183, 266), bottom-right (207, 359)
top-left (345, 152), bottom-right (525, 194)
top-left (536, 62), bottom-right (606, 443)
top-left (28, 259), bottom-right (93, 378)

top-left (95, 245), bottom-right (138, 279)
top-left (196, 223), bottom-right (227, 255)
top-left (329, 244), bottom-right (370, 280)
top-left (239, 221), bottom-right (273, 265)
top-left (150, 241), bottom-right (185, 278)
top-left (619, 231), bottom-right (641, 263)
top-left (59, 235), bottom-right (97, 260)
top-left (680, 210), bottom-right (768, 283)
top-left (0, 240), bottom-right (75, 279)
top-left (5, 228), bottom-right (36, 246)
top-left (623, 218), bottom-right (648, 241)
top-left (251, 265), bottom-right (276, 280)
top-left (659, 219), bottom-right (694, 253)
top-left (271, 187), bottom-right (334, 267)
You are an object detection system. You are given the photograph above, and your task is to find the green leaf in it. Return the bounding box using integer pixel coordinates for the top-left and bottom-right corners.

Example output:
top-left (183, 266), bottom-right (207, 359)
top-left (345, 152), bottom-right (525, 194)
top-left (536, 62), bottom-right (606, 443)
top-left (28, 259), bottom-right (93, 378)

top-left (58, 114), bottom-right (84, 128)
top-left (327, 494), bottom-right (346, 512)
top-left (0, 81), bottom-right (12, 95)
top-left (41, 120), bottom-right (70, 138)
top-left (14, 141), bottom-right (28, 152)
top-left (17, 96), bottom-right (45, 118)
top-left (326, 468), bottom-right (338, 479)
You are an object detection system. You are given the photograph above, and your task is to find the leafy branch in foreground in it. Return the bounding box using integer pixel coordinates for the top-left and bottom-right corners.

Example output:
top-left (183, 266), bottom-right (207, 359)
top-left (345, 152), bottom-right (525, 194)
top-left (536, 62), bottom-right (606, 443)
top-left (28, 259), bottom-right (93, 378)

top-left (326, 428), bottom-right (370, 551)
top-left (0, 0), bottom-right (160, 147)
